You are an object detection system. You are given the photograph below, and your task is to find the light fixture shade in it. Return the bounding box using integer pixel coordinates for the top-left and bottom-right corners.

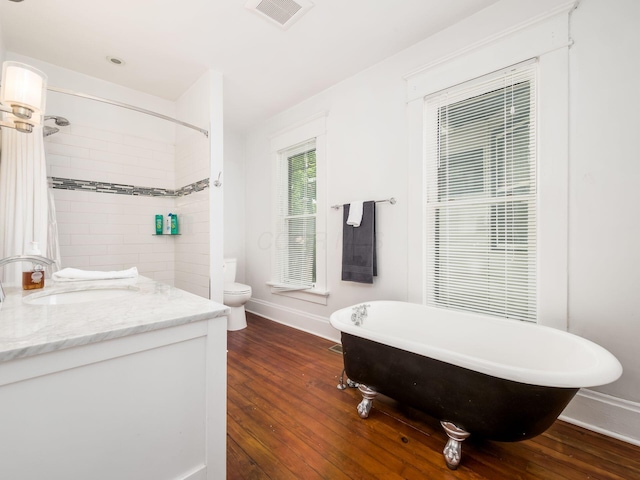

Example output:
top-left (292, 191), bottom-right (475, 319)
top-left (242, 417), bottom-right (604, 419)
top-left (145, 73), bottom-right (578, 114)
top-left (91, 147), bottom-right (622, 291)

top-left (1, 61), bottom-right (48, 125)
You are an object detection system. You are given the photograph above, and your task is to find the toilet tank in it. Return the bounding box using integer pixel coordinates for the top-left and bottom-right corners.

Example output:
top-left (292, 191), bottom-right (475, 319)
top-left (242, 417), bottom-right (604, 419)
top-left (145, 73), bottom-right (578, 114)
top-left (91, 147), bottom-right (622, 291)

top-left (223, 258), bottom-right (237, 283)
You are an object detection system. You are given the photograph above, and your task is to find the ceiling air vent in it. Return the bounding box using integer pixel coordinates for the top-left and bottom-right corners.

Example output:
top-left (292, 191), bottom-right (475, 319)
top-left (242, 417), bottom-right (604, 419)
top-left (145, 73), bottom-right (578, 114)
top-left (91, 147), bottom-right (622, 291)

top-left (245, 0), bottom-right (314, 30)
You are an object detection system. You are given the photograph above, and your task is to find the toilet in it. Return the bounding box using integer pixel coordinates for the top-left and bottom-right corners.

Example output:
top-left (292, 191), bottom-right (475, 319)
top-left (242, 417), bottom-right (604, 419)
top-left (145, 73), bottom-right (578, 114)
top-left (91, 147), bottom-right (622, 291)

top-left (223, 258), bottom-right (252, 331)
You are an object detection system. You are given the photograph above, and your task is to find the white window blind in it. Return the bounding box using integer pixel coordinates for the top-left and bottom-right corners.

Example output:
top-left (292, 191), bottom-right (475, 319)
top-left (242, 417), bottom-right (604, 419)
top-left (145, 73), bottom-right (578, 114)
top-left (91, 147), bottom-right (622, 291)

top-left (424, 62), bottom-right (537, 322)
top-left (274, 139), bottom-right (317, 290)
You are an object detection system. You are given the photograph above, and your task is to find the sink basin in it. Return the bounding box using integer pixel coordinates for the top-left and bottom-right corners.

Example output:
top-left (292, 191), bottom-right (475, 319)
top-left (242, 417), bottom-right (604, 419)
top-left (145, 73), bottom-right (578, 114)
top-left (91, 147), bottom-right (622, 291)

top-left (24, 286), bottom-right (139, 305)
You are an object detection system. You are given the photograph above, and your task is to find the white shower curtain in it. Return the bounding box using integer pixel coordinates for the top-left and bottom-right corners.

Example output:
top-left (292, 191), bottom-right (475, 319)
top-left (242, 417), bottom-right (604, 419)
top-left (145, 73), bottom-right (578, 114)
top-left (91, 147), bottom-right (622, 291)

top-left (0, 126), bottom-right (56, 285)
top-left (46, 185), bottom-right (62, 279)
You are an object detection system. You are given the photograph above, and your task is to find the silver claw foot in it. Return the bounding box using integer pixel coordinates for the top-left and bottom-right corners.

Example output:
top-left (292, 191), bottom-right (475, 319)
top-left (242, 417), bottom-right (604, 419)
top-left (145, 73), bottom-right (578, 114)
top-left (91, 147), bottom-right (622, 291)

top-left (441, 421), bottom-right (470, 470)
top-left (356, 384), bottom-right (378, 418)
top-left (337, 370), bottom-right (360, 390)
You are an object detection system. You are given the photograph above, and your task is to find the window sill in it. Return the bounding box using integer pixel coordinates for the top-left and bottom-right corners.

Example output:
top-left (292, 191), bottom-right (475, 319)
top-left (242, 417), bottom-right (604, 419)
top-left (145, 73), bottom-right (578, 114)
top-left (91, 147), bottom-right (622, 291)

top-left (266, 282), bottom-right (329, 306)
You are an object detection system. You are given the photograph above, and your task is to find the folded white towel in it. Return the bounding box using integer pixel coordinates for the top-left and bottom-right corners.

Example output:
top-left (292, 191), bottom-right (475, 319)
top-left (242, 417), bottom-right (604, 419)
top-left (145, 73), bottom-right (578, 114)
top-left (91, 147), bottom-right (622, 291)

top-left (52, 267), bottom-right (139, 282)
top-left (346, 201), bottom-right (364, 227)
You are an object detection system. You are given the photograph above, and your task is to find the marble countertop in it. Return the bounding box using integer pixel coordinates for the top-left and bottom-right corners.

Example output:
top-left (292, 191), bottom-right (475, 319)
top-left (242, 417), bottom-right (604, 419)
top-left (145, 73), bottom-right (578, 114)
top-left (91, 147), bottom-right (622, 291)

top-left (0, 276), bottom-right (229, 362)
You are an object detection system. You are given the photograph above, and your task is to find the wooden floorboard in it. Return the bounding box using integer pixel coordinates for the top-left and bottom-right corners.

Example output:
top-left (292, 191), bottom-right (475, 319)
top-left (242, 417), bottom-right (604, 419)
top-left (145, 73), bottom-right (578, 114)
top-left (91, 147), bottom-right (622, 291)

top-left (227, 313), bottom-right (640, 479)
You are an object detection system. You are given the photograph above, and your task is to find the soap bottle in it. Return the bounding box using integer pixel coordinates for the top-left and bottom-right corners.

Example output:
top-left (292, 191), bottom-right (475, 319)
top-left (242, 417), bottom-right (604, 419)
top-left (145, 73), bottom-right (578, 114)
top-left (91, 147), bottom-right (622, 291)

top-left (155, 214), bottom-right (163, 235)
top-left (171, 213), bottom-right (179, 235)
top-left (22, 241), bottom-right (45, 291)
top-left (165, 214), bottom-right (172, 235)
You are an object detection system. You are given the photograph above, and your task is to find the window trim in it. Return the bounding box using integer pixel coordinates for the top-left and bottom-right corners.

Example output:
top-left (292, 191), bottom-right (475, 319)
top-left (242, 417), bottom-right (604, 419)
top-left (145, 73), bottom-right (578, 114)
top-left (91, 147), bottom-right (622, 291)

top-left (268, 112), bottom-right (328, 304)
top-left (406, 13), bottom-right (570, 330)
top-left (275, 140), bottom-right (317, 289)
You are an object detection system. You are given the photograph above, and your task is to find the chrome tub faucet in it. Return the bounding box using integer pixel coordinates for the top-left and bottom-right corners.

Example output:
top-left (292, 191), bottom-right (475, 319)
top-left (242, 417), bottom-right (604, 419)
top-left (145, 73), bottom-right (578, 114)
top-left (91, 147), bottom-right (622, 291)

top-left (351, 304), bottom-right (370, 326)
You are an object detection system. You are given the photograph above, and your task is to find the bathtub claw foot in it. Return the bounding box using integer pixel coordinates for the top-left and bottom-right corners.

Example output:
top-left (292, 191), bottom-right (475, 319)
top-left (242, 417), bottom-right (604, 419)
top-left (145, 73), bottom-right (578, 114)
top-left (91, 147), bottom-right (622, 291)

top-left (441, 421), bottom-right (470, 470)
top-left (357, 384), bottom-right (377, 418)
top-left (337, 369), bottom-right (360, 390)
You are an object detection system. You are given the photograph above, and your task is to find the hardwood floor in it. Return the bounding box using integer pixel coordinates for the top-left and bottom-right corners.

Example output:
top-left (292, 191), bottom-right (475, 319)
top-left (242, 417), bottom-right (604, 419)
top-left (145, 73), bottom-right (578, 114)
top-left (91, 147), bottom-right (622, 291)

top-left (227, 313), bottom-right (640, 479)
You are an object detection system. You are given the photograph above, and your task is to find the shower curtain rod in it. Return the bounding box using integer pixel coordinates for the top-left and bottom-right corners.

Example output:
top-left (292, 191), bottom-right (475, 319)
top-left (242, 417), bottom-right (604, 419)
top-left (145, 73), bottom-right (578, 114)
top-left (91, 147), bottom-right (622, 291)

top-left (47, 86), bottom-right (209, 138)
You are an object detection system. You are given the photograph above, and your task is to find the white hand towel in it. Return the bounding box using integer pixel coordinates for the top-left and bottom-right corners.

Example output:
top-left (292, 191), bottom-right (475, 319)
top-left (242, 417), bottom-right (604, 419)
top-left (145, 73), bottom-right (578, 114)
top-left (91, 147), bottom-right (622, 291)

top-left (346, 201), bottom-right (364, 227)
top-left (52, 267), bottom-right (139, 282)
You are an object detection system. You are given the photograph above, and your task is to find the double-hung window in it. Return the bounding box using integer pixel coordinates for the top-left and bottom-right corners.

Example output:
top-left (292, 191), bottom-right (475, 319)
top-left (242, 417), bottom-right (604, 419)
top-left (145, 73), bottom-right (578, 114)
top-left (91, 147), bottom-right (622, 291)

top-left (275, 140), bottom-right (317, 289)
top-left (268, 113), bottom-right (327, 304)
top-left (424, 62), bottom-right (537, 322)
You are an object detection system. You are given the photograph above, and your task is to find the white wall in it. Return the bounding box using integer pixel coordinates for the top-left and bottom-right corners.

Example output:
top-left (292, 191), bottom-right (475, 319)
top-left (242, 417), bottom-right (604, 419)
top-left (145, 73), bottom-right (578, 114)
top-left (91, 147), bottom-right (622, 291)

top-left (243, 0), bottom-right (640, 444)
top-left (208, 71), bottom-right (225, 304)
top-left (244, 54), bottom-right (410, 337)
top-left (175, 73), bottom-right (212, 298)
top-left (567, 0), bottom-right (640, 402)
top-left (0, 22), bottom-right (5, 148)
top-left (8, 54), bottom-right (177, 141)
top-left (244, 0), bottom-right (567, 335)
top-left (223, 129), bottom-right (246, 283)
top-left (170, 69), bottom-right (224, 302)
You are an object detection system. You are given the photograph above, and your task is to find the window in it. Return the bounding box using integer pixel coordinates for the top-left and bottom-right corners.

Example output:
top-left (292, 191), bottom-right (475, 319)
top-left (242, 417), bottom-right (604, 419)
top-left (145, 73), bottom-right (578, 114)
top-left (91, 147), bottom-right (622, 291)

top-left (274, 140), bottom-right (317, 289)
top-left (424, 62), bottom-right (537, 322)
top-left (267, 112), bottom-right (327, 304)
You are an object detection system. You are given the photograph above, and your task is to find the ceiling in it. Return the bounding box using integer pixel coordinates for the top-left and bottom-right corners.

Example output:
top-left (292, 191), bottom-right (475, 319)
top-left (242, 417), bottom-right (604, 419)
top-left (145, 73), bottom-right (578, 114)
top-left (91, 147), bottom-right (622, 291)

top-left (0, 0), bottom-right (499, 132)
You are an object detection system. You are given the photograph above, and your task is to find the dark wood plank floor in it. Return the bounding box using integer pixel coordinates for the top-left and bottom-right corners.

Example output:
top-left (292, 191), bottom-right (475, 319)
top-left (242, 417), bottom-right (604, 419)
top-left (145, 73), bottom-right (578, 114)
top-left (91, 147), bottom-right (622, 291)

top-left (227, 313), bottom-right (640, 479)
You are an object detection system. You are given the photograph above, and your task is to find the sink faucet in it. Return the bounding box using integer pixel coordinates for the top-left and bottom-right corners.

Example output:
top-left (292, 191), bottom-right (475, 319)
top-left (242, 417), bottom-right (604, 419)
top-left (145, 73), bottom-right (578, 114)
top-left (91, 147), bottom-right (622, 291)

top-left (0, 255), bottom-right (55, 303)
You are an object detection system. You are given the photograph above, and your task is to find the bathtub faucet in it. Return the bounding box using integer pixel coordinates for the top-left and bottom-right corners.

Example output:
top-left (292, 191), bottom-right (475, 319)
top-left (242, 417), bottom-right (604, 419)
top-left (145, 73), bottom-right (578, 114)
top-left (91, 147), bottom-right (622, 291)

top-left (351, 304), bottom-right (370, 326)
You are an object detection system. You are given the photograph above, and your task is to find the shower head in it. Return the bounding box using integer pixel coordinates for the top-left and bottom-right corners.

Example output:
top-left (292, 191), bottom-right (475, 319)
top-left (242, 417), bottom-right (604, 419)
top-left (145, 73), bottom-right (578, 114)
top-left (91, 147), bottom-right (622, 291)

top-left (44, 115), bottom-right (71, 127)
top-left (43, 126), bottom-right (60, 137)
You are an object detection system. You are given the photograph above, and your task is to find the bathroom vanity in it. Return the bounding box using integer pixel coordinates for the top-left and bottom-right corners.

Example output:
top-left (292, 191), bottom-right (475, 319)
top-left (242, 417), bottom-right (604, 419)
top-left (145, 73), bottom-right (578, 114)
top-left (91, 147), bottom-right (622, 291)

top-left (0, 277), bottom-right (228, 480)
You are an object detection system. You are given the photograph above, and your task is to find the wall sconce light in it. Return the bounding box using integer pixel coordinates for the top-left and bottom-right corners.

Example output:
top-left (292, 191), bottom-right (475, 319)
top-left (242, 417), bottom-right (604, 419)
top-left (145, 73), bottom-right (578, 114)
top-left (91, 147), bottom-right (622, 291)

top-left (0, 61), bottom-right (48, 134)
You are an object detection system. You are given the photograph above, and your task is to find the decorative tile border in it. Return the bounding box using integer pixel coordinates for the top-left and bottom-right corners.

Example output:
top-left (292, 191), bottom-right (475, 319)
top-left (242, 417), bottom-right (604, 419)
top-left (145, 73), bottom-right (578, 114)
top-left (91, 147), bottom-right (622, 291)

top-left (49, 177), bottom-right (210, 197)
top-left (177, 178), bottom-right (209, 196)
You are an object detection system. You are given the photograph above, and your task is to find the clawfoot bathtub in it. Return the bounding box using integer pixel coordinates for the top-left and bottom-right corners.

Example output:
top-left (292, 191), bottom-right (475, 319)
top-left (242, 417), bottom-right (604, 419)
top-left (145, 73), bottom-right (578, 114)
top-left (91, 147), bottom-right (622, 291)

top-left (330, 301), bottom-right (622, 469)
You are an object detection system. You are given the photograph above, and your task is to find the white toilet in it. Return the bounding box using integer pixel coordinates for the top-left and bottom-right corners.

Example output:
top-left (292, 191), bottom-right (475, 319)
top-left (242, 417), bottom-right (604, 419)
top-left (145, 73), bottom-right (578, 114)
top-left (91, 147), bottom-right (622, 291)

top-left (223, 258), bottom-right (252, 331)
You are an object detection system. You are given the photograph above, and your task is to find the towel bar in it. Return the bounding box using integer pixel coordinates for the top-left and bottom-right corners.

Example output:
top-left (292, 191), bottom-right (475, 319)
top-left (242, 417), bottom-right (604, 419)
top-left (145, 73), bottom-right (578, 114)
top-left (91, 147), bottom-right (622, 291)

top-left (331, 197), bottom-right (396, 210)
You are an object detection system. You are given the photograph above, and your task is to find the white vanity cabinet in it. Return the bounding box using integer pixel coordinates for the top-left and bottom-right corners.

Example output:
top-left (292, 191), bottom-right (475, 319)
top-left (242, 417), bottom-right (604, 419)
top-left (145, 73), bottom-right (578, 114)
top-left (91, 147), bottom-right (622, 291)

top-left (0, 278), bottom-right (228, 480)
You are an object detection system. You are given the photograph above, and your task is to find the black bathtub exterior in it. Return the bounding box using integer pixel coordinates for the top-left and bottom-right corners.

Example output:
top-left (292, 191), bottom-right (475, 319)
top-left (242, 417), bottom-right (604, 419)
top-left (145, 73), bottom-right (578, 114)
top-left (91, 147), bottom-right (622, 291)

top-left (341, 332), bottom-right (579, 442)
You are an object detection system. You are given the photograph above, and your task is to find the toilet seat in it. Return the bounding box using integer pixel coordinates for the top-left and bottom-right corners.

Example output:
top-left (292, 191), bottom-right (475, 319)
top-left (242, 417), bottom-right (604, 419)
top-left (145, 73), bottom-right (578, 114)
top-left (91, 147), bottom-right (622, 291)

top-left (224, 282), bottom-right (251, 295)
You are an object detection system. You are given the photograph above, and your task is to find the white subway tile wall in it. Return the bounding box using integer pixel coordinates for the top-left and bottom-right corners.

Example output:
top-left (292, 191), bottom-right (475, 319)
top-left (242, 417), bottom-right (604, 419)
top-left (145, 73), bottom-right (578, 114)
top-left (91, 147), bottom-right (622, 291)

top-left (176, 131), bottom-right (210, 188)
top-left (174, 131), bottom-right (210, 297)
top-left (45, 123), bottom-right (175, 189)
top-left (175, 189), bottom-right (210, 298)
top-left (46, 123), bottom-right (179, 286)
top-left (53, 188), bottom-right (177, 285)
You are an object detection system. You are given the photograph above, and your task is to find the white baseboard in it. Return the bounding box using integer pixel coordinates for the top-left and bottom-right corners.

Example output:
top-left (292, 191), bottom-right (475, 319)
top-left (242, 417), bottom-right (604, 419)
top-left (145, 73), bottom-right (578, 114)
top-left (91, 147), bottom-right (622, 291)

top-left (180, 465), bottom-right (206, 480)
top-left (246, 298), bottom-right (340, 343)
top-left (560, 389), bottom-right (640, 446)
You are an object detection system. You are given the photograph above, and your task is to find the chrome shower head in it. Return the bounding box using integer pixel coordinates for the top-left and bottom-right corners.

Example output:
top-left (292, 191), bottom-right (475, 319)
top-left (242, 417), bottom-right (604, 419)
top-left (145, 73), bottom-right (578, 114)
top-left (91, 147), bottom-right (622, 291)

top-left (43, 126), bottom-right (60, 137)
top-left (55, 116), bottom-right (70, 127)
top-left (44, 115), bottom-right (71, 127)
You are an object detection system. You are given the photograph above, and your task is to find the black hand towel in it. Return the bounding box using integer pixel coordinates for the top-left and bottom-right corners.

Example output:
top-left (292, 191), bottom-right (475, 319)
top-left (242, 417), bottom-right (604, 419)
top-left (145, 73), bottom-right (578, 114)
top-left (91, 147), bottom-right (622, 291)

top-left (342, 201), bottom-right (377, 283)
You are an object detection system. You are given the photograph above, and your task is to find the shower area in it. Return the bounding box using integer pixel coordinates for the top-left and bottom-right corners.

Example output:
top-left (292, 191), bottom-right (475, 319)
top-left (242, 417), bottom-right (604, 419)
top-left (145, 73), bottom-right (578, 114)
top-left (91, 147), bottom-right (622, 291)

top-left (0, 55), bottom-right (223, 300)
